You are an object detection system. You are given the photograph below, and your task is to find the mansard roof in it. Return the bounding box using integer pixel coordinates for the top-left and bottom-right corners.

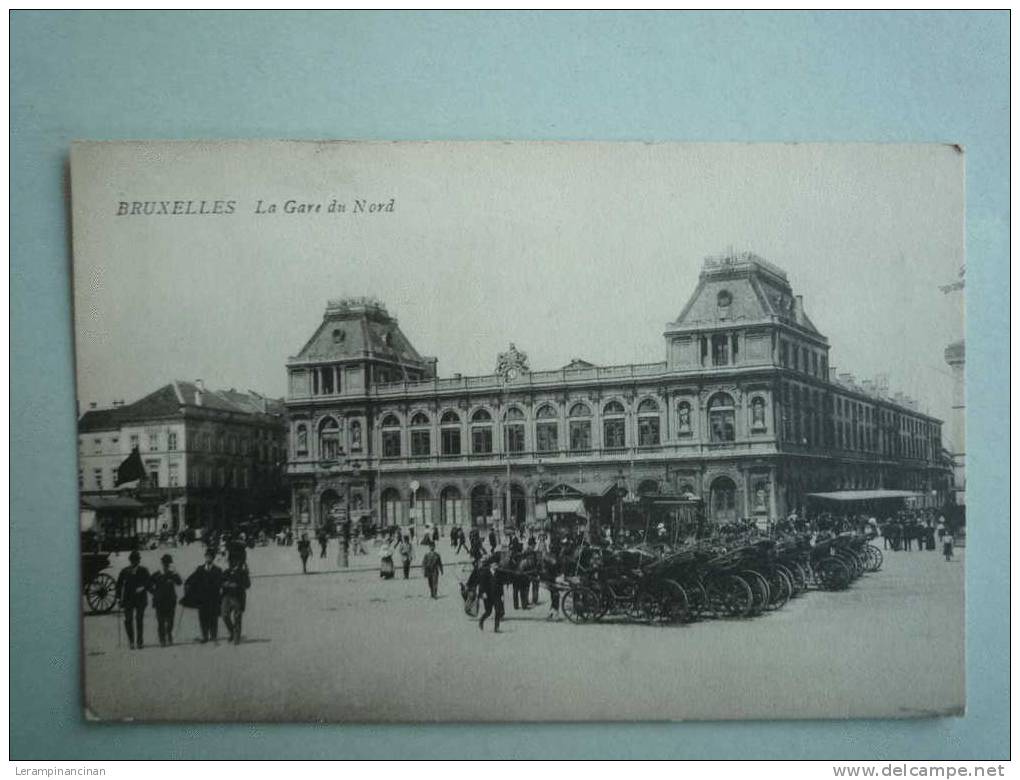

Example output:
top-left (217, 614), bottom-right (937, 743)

top-left (669, 252), bottom-right (822, 337)
top-left (78, 382), bottom-right (283, 431)
top-left (291, 298), bottom-right (427, 365)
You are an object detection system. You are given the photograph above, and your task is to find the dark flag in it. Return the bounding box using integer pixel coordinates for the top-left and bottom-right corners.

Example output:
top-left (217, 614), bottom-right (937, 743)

top-left (115, 447), bottom-right (147, 486)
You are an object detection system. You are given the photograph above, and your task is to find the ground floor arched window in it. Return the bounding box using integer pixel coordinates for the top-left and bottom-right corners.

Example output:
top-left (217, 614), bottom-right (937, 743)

top-left (710, 476), bottom-right (737, 523)
top-left (440, 486), bottom-right (463, 526)
top-left (470, 484), bottom-right (494, 526)
top-left (381, 487), bottom-right (402, 527)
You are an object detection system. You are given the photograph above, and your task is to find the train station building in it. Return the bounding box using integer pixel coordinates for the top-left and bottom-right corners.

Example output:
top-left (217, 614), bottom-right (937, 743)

top-left (284, 253), bottom-right (952, 533)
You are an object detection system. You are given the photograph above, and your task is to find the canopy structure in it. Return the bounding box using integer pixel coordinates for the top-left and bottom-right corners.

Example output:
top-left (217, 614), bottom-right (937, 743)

top-left (806, 490), bottom-right (924, 502)
top-left (80, 495), bottom-right (145, 511)
top-left (546, 499), bottom-right (587, 516)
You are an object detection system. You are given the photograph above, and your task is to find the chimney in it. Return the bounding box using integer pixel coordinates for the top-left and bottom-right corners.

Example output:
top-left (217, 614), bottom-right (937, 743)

top-left (838, 372), bottom-right (854, 385)
top-left (195, 379), bottom-right (204, 406)
top-left (793, 295), bottom-right (804, 321)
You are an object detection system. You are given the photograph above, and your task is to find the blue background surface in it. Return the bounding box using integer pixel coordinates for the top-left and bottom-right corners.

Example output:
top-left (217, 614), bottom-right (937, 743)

top-left (10, 11), bottom-right (1009, 759)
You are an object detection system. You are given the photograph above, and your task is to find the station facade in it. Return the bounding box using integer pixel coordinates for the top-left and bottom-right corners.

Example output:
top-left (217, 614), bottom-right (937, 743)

top-left (284, 255), bottom-right (950, 533)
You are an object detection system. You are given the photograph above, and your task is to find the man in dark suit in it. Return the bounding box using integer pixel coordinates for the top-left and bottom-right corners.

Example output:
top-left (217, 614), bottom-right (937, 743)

top-left (476, 555), bottom-right (505, 633)
top-left (149, 553), bottom-right (182, 646)
top-left (186, 547), bottom-right (223, 643)
top-left (116, 550), bottom-right (151, 649)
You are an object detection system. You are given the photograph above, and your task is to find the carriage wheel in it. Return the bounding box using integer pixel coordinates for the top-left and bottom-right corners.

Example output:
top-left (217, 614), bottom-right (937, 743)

top-left (561, 587), bottom-right (598, 624)
top-left (815, 558), bottom-right (851, 591)
top-left (765, 569), bottom-right (791, 610)
top-left (706, 574), bottom-right (752, 618)
top-left (775, 564), bottom-right (801, 597)
top-left (866, 544), bottom-right (883, 572)
top-left (653, 579), bottom-right (690, 624)
top-left (738, 570), bottom-right (770, 616)
top-left (84, 573), bottom-right (117, 614)
top-left (682, 579), bottom-right (709, 620)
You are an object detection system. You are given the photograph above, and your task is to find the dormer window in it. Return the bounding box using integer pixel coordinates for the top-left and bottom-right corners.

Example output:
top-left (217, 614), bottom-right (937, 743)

top-left (717, 290), bottom-right (732, 307)
top-left (332, 328), bottom-right (345, 343)
top-left (384, 331), bottom-right (394, 347)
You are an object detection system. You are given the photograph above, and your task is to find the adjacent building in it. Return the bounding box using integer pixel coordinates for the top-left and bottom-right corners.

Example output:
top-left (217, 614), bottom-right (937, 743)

top-left (284, 255), bottom-right (951, 533)
top-left (78, 381), bottom-right (288, 532)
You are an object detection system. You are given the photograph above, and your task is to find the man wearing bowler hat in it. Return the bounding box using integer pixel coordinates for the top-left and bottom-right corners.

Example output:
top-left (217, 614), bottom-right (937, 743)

top-left (150, 553), bottom-right (182, 647)
top-left (185, 547), bottom-right (223, 643)
top-left (116, 550), bottom-right (151, 649)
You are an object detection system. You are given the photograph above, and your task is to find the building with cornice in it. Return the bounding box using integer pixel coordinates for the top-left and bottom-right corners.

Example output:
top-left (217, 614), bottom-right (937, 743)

top-left (284, 257), bottom-right (951, 533)
top-left (78, 381), bottom-right (287, 532)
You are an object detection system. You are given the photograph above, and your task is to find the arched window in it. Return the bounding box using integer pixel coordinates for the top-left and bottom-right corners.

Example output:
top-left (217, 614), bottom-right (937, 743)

top-left (751, 396), bottom-right (767, 430)
top-left (638, 398), bottom-right (660, 446)
top-left (504, 407), bottom-right (525, 454)
top-left (411, 485), bottom-right (432, 526)
top-left (470, 409), bottom-right (493, 454)
top-left (381, 414), bottom-right (401, 458)
top-left (679, 482), bottom-right (696, 497)
top-left (318, 417), bottom-right (340, 461)
top-left (381, 487), bottom-right (402, 526)
top-left (440, 485), bottom-right (463, 526)
top-left (295, 423), bottom-right (308, 456)
top-left (710, 476), bottom-right (737, 522)
top-left (569, 403), bottom-right (592, 452)
top-left (708, 393), bottom-right (736, 443)
top-left (440, 411), bottom-right (461, 456)
top-left (470, 484), bottom-right (494, 526)
top-left (603, 400), bottom-right (625, 449)
top-left (535, 404), bottom-right (558, 453)
top-left (508, 483), bottom-right (527, 528)
top-left (410, 412), bottom-right (430, 457)
top-left (638, 479), bottom-right (660, 496)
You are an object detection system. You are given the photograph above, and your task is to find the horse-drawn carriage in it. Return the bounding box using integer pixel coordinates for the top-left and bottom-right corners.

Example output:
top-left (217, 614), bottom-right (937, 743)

top-left (82, 551), bottom-right (118, 613)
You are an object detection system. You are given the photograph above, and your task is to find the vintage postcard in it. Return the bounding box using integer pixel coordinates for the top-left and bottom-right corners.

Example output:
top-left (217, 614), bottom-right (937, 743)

top-left (71, 141), bottom-right (965, 721)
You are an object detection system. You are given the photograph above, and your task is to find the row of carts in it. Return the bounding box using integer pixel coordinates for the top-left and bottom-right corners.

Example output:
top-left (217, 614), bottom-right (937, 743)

top-left (465, 531), bottom-right (883, 626)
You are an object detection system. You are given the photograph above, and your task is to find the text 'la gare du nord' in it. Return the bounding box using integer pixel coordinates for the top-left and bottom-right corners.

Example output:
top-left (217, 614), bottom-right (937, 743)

top-left (114, 198), bottom-right (396, 216)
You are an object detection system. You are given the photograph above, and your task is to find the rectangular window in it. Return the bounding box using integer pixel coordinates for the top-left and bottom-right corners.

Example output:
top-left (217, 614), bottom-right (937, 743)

top-left (168, 462), bottom-right (180, 487)
top-left (93, 438), bottom-right (102, 455)
top-left (536, 422), bottom-right (558, 453)
top-left (129, 434), bottom-right (139, 451)
top-left (710, 410), bottom-right (735, 443)
top-left (780, 342), bottom-right (788, 367)
top-left (603, 419), bottom-right (625, 449)
top-left (569, 420), bottom-right (591, 451)
top-left (638, 417), bottom-right (660, 446)
top-left (145, 460), bottom-right (160, 486)
top-left (711, 334), bottom-right (729, 366)
top-left (441, 428), bottom-right (461, 456)
top-left (148, 433), bottom-right (159, 451)
top-left (167, 432), bottom-right (177, 451)
top-left (731, 333), bottom-right (739, 362)
top-left (504, 424), bottom-right (525, 454)
top-left (78, 469), bottom-right (84, 490)
top-left (811, 352), bottom-right (818, 377)
top-left (471, 427), bottom-right (492, 455)
top-left (321, 367), bottom-right (334, 395)
top-left (94, 468), bottom-right (103, 490)
top-left (410, 430), bottom-right (430, 457)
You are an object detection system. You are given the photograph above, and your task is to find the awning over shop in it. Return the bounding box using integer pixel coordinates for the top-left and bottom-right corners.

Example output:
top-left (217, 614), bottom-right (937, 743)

top-left (80, 495), bottom-right (145, 511)
top-left (541, 481), bottom-right (624, 500)
top-left (546, 499), bottom-right (587, 516)
top-left (806, 490), bottom-right (924, 502)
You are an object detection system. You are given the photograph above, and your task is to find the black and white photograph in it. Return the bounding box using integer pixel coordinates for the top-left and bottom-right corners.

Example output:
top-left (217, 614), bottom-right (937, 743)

top-left (71, 140), bottom-right (966, 722)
